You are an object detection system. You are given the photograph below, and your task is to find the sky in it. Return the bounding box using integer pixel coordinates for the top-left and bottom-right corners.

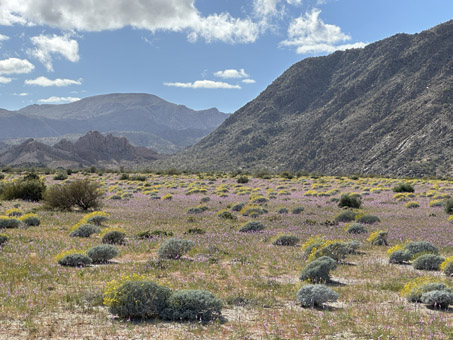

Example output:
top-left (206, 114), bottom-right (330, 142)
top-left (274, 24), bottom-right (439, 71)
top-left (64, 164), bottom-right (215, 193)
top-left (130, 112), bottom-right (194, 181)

top-left (0, 0), bottom-right (452, 113)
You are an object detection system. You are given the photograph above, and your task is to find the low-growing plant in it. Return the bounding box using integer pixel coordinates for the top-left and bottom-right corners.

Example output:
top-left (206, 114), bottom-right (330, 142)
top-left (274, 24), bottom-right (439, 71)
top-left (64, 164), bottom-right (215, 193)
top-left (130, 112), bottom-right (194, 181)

top-left (237, 175), bottom-right (249, 184)
top-left (345, 223), bottom-right (367, 234)
top-left (355, 214), bottom-right (381, 224)
top-left (102, 230), bottom-right (126, 245)
top-left (118, 173), bottom-right (129, 180)
top-left (57, 252), bottom-right (92, 267)
top-left (158, 238), bottom-right (194, 259)
top-left (299, 256), bottom-right (337, 283)
top-left (444, 199), bottom-right (453, 215)
top-left (297, 284), bottom-right (338, 308)
top-left (393, 183), bottom-right (415, 193)
top-left (404, 241), bottom-right (439, 258)
top-left (421, 290), bottom-right (453, 309)
top-left (292, 206), bottom-right (305, 214)
top-left (0, 216), bottom-right (21, 229)
top-left (402, 278), bottom-right (449, 303)
top-left (184, 227), bottom-right (206, 235)
top-left (441, 257), bottom-right (453, 276)
top-left (231, 202), bottom-right (246, 212)
top-left (338, 194), bottom-right (362, 209)
top-left (137, 230), bottom-right (174, 239)
top-left (87, 244), bottom-right (119, 263)
top-left (307, 240), bottom-right (350, 262)
top-left (161, 289), bottom-right (222, 322)
top-left (412, 254), bottom-right (444, 271)
top-left (334, 210), bottom-right (357, 223)
top-left (240, 205), bottom-right (267, 217)
top-left (217, 209), bottom-right (237, 220)
top-left (19, 213), bottom-right (41, 226)
top-left (0, 233), bottom-right (8, 246)
top-left (301, 236), bottom-right (325, 259)
top-left (389, 250), bottom-right (412, 264)
top-left (6, 208), bottom-right (22, 217)
top-left (69, 224), bottom-right (101, 238)
top-left (86, 214), bottom-right (109, 226)
top-left (272, 235), bottom-right (299, 246)
top-left (53, 172), bottom-right (68, 181)
top-left (367, 230), bottom-right (388, 246)
top-left (239, 221), bottom-right (265, 233)
top-left (277, 207), bottom-right (289, 214)
top-left (405, 201), bottom-right (420, 209)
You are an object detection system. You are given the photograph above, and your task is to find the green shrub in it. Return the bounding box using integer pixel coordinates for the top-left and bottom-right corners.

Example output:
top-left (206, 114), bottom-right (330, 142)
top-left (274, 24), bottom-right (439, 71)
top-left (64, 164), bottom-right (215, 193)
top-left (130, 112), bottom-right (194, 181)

top-left (200, 197), bottom-right (210, 203)
top-left (187, 207), bottom-right (204, 214)
top-left (405, 201), bottom-right (420, 209)
top-left (239, 221), bottom-right (265, 233)
top-left (297, 284), bottom-right (338, 308)
top-left (355, 214), bottom-right (380, 224)
top-left (299, 256), bottom-right (337, 283)
top-left (367, 231), bottom-right (388, 246)
top-left (161, 290), bottom-right (222, 322)
top-left (344, 240), bottom-right (361, 254)
top-left (102, 231), bottom-right (126, 245)
top-left (0, 217), bottom-right (21, 229)
top-left (292, 206), bottom-right (305, 214)
top-left (421, 290), bottom-right (453, 309)
top-left (272, 235), bottom-right (299, 246)
top-left (185, 228), bottom-right (206, 235)
top-left (86, 215), bottom-right (109, 226)
top-left (1, 175), bottom-right (46, 201)
top-left (69, 224), bottom-right (101, 238)
top-left (334, 210), bottom-right (357, 223)
top-left (404, 242), bottom-right (438, 258)
top-left (137, 230), bottom-right (174, 239)
top-left (130, 175), bottom-right (147, 181)
top-left (217, 210), bottom-right (237, 220)
top-left (240, 205), bottom-right (267, 217)
top-left (310, 241), bottom-right (350, 262)
top-left (58, 253), bottom-right (92, 267)
top-left (19, 213), bottom-right (40, 227)
top-left (118, 173), bottom-right (129, 180)
top-left (0, 233), bottom-right (8, 246)
top-left (108, 281), bottom-right (171, 319)
top-left (405, 282), bottom-right (449, 303)
top-left (277, 207), bottom-right (289, 214)
top-left (236, 176), bottom-right (249, 184)
top-left (87, 244), bottom-right (119, 263)
top-left (393, 183), bottom-right (415, 193)
top-left (231, 202), bottom-right (245, 212)
top-left (44, 179), bottom-right (102, 211)
top-left (338, 194), bottom-right (361, 209)
top-left (345, 223), bottom-right (367, 234)
top-left (412, 254), bottom-right (444, 271)
top-left (444, 199), bottom-right (453, 215)
top-left (443, 260), bottom-right (453, 276)
top-left (158, 238), bottom-right (194, 259)
top-left (53, 172), bottom-right (68, 181)
top-left (389, 250), bottom-right (411, 264)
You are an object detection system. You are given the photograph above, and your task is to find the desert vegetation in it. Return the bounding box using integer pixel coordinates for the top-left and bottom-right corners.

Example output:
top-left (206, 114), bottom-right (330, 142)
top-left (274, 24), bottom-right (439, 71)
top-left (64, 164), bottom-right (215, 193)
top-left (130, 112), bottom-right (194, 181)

top-left (0, 170), bottom-right (452, 339)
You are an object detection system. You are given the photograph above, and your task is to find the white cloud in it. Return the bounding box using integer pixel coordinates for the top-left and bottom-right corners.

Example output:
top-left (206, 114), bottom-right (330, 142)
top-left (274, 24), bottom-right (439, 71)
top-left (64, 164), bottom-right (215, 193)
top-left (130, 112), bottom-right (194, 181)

top-left (0, 34), bottom-right (9, 41)
top-left (242, 79), bottom-right (256, 84)
top-left (38, 96), bottom-right (80, 104)
top-left (214, 68), bottom-right (249, 79)
top-left (164, 80), bottom-right (241, 89)
top-left (13, 92), bottom-right (29, 96)
top-left (280, 9), bottom-right (367, 54)
top-left (25, 76), bottom-right (82, 87)
top-left (0, 58), bottom-right (34, 75)
top-left (0, 76), bottom-right (12, 84)
top-left (0, 0), bottom-right (260, 44)
top-left (29, 34), bottom-right (79, 71)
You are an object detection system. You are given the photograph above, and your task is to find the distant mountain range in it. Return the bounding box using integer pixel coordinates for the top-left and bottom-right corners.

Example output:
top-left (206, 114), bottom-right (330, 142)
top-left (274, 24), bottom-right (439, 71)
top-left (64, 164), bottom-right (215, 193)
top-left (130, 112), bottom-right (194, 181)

top-left (0, 93), bottom-right (228, 154)
top-left (0, 131), bottom-right (162, 168)
top-left (158, 20), bottom-right (453, 177)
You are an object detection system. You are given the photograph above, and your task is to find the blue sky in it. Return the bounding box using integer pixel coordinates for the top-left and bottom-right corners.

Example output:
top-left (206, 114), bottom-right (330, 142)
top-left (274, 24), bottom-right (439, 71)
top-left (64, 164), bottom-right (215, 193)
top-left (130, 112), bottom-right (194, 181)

top-left (0, 0), bottom-right (452, 113)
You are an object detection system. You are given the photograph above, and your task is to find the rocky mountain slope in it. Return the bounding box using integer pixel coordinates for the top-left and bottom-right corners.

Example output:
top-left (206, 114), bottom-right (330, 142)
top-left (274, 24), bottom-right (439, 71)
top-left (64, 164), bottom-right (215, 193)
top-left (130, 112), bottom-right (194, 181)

top-left (160, 20), bottom-right (453, 177)
top-left (0, 131), bottom-right (162, 168)
top-left (0, 93), bottom-right (228, 154)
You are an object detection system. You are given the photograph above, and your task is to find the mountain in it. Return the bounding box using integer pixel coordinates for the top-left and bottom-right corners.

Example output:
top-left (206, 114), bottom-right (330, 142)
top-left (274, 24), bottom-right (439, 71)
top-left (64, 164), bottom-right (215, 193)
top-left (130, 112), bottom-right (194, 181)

top-left (159, 20), bottom-right (453, 177)
top-left (0, 131), bottom-right (162, 168)
top-left (0, 93), bottom-right (228, 154)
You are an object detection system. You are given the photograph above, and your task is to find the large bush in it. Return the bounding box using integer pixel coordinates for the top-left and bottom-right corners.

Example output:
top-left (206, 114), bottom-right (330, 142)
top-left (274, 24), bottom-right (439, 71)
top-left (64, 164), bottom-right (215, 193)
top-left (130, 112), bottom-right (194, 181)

top-left (87, 244), bottom-right (119, 263)
top-left (392, 183), bottom-right (415, 193)
top-left (102, 231), bottom-right (126, 245)
top-left (338, 194), bottom-right (362, 209)
top-left (44, 179), bottom-right (102, 211)
top-left (404, 241), bottom-right (438, 258)
top-left (0, 216), bottom-right (21, 229)
top-left (299, 256), bottom-right (337, 283)
top-left (412, 254), bottom-right (444, 271)
top-left (69, 224), bottom-right (101, 238)
top-left (161, 290), bottom-right (222, 322)
top-left (444, 199), bottom-right (453, 215)
top-left (297, 284), bottom-right (338, 308)
top-left (158, 238), bottom-right (194, 259)
top-left (421, 290), bottom-right (453, 309)
top-left (1, 174), bottom-right (46, 201)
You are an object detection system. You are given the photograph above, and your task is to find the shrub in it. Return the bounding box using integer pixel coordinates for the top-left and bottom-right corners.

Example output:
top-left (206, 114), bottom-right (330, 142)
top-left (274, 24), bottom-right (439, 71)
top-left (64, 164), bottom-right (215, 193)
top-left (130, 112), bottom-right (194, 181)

top-left (106, 280), bottom-right (171, 319)
top-left (137, 230), bottom-right (173, 239)
top-left (355, 214), bottom-right (380, 224)
top-left (200, 197), bottom-right (210, 203)
top-left (421, 290), bottom-right (453, 309)
top-left (389, 250), bottom-right (412, 264)
top-left (58, 253), bottom-right (92, 267)
top-left (1, 175), bottom-right (46, 201)
top-left (240, 205), bottom-right (267, 217)
top-left (412, 254), bottom-right (444, 271)
top-left (0, 216), bottom-right (21, 229)
top-left (393, 183), bottom-right (415, 193)
top-left (161, 290), bottom-right (222, 322)
top-left (272, 235), bottom-right (299, 246)
top-left (236, 176), bottom-right (249, 184)
top-left (158, 238), bottom-right (194, 259)
top-left (277, 207), bottom-right (289, 214)
top-left (301, 236), bottom-right (325, 259)
top-left (118, 173), bottom-right (129, 180)
top-left (405, 201), bottom-right (420, 209)
top-left (299, 256), bottom-right (337, 283)
top-left (19, 213), bottom-right (40, 227)
top-left (0, 233), bottom-right (8, 246)
top-left (404, 241), bottom-right (438, 258)
top-left (239, 221), bottom-right (265, 233)
top-left (216, 210), bottom-right (237, 220)
top-left (297, 284), bottom-right (338, 308)
top-left (444, 199), bottom-right (453, 215)
top-left (6, 208), bottom-right (22, 217)
top-left (403, 280), bottom-right (450, 303)
top-left (292, 206), bottom-right (305, 214)
top-left (53, 172), bottom-right (68, 180)
top-left (161, 194), bottom-right (173, 200)
top-left (185, 228), bottom-right (206, 235)
top-left (334, 210), bottom-right (357, 223)
top-left (69, 224), bottom-right (101, 238)
top-left (102, 230), bottom-right (126, 245)
top-left (308, 240), bottom-right (350, 262)
top-left (367, 231), bottom-right (388, 246)
top-left (338, 194), bottom-right (361, 209)
top-left (345, 223), bottom-right (367, 234)
top-left (87, 244), bottom-right (119, 263)
top-left (86, 215), bottom-right (109, 226)
top-left (44, 179), bottom-right (102, 211)
top-left (344, 240), bottom-right (361, 254)
top-left (231, 202), bottom-right (246, 212)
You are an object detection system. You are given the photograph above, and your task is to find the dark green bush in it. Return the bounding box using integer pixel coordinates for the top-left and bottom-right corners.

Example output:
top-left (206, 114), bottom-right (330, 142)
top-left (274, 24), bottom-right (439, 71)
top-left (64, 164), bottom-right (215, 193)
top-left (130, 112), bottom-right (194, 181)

top-left (87, 244), bottom-right (119, 263)
top-left (137, 230), bottom-right (174, 239)
top-left (53, 172), bottom-right (68, 180)
top-left (277, 207), bottom-right (289, 214)
top-left (299, 256), bottom-right (337, 283)
top-left (389, 250), bottom-right (411, 264)
top-left (345, 223), bottom-right (367, 234)
top-left (443, 261), bottom-right (453, 276)
top-left (86, 215), bottom-right (109, 226)
top-left (292, 206), bottom-right (305, 214)
top-left (102, 231), bottom-right (126, 245)
top-left (1, 175), bottom-right (46, 201)
top-left (130, 175), bottom-right (147, 181)
top-left (404, 242), bottom-right (438, 259)
top-left (161, 290), bottom-right (222, 322)
top-left (217, 210), bottom-right (237, 220)
top-left (356, 214), bottom-right (380, 224)
top-left (239, 221), bottom-right (265, 233)
top-left (185, 228), bottom-right (206, 235)
top-left (0, 233), bottom-right (8, 246)
top-left (272, 235), bottom-right (299, 246)
top-left (421, 290), bottom-right (453, 309)
top-left (109, 281), bottom-right (171, 319)
top-left (338, 194), bottom-right (361, 209)
top-left (69, 224), bottom-right (101, 238)
top-left (312, 242), bottom-right (350, 262)
top-left (393, 183), bottom-right (415, 193)
top-left (412, 254), bottom-right (444, 271)
top-left (187, 207), bottom-right (204, 214)
top-left (231, 203), bottom-right (245, 212)
top-left (297, 284), bottom-right (338, 308)
top-left (158, 238), bottom-right (194, 259)
top-left (0, 217), bottom-right (21, 229)
top-left (44, 179), bottom-right (102, 211)
top-left (334, 210), bottom-right (357, 223)
top-left (236, 176), bottom-right (249, 184)
top-left (444, 199), bottom-right (453, 215)
top-left (58, 253), bottom-right (92, 267)
top-left (118, 173), bottom-right (129, 180)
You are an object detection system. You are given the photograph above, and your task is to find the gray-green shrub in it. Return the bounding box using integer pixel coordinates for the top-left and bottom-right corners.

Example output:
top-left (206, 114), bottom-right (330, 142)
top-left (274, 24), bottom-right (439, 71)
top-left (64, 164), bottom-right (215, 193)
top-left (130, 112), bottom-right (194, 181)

top-left (272, 235), bottom-right (299, 246)
top-left (87, 244), bottom-right (119, 263)
top-left (0, 217), bottom-right (20, 229)
top-left (297, 284), bottom-right (338, 308)
top-left (356, 214), bottom-right (380, 224)
top-left (158, 238), bottom-right (194, 259)
top-left (389, 250), bottom-right (411, 264)
top-left (239, 221), bottom-right (265, 233)
top-left (334, 210), bottom-right (357, 223)
top-left (421, 290), bottom-right (453, 309)
top-left (58, 253), bottom-right (92, 267)
top-left (0, 233), bottom-right (8, 246)
top-left (412, 254), bottom-right (444, 271)
top-left (338, 194), bottom-right (361, 209)
top-left (69, 224), bottom-right (101, 238)
top-left (292, 206), bottom-right (305, 214)
top-left (345, 223), bottom-right (367, 234)
top-left (102, 231), bottom-right (126, 245)
top-left (299, 256), bottom-right (337, 283)
top-left (406, 283), bottom-right (449, 302)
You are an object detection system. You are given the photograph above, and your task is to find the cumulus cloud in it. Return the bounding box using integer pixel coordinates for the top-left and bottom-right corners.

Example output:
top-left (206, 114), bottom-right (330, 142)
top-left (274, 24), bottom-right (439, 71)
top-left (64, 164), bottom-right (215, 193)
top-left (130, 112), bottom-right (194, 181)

top-left (13, 92), bottom-right (29, 96)
top-left (164, 80), bottom-right (241, 89)
top-left (280, 9), bottom-right (367, 54)
top-left (0, 0), bottom-right (260, 44)
top-left (38, 96), bottom-right (80, 104)
top-left (25, 76), bottom-right (82, 87)
top-left (0, 34), bottom-right (9, 41)
top-left (0, 76), bottom-right (12, 84)
top-left (0, 58), bottom-right (35, 75)
top-left (242, 79), bottom-right (256, 84)
top-left (214, 68), bottom-right (249, 79)
top-left (29, 34), bottom-right (79, 71)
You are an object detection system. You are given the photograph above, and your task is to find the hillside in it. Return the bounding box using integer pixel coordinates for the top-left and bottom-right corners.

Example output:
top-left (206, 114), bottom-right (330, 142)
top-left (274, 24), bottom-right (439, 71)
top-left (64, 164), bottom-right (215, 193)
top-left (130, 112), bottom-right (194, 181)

top-left (0, 93), bottom-right (228, 154)
top-left (159, 20), bottom-right (453, 177)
